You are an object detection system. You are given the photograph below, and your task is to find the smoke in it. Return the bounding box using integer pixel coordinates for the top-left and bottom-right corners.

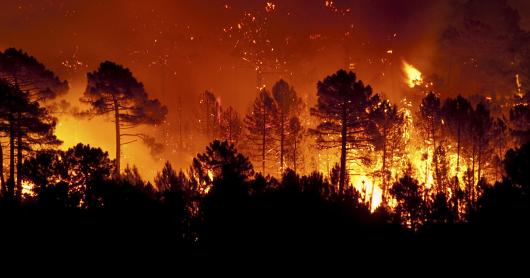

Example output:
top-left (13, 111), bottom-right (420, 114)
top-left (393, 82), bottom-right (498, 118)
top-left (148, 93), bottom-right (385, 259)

top-left (139, 134), bottom-right (165, 159)
top-left (2, 0), bottom-right (529, 180)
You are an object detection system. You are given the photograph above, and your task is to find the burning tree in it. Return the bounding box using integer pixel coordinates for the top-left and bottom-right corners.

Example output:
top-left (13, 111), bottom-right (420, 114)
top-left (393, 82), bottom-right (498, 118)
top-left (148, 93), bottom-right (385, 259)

top-left (390, 174), bottom-right (427, 231)
top-left (244, 89), bottom-right (277, 175)
top-left (0, 48), bottom-right (67, 199)
top-left (311, 70), bottom-right (375, 193)
top-left (468, 103), bottom-right (494, 204)
top-left (287, 116), bottom-right (304, 173)
top-left (271, 79), bottom-right (303, 173)
top-left (441, 95), bottom-right (473, 175)
top-left (192, 140), bottom-right (253, 193)
top-left (417, 92), bottom-right (442, 188)
top-left (81, 61), bottom-right (167, 176)
top-left (22, 143), bottom-right (113, 208)
top-left (219, 106), bottom-right (243, 146)
top-left (0, 81), bottom-right (60, 200)
top-left (370, 96), bottom-right (405, 204)
top-left (198, 90), bottom-right (221, 141)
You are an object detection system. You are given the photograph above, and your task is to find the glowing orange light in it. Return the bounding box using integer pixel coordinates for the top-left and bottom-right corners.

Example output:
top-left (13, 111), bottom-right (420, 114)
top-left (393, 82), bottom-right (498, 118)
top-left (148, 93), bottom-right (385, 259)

top-left (402, 60), bottom-right (423, 88)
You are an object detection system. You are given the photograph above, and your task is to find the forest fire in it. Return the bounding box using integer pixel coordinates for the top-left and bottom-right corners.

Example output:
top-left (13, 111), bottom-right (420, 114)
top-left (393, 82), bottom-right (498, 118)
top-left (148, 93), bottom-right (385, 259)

top-left (402, 60), bottom-right (423, 88)
top-left (2, 0), bottom-right (530, 263)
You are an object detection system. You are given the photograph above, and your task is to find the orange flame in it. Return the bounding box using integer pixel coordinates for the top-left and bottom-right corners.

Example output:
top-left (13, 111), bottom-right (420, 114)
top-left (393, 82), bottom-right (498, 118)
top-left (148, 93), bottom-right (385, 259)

top-left (402, 60), bottom-right (423, 88)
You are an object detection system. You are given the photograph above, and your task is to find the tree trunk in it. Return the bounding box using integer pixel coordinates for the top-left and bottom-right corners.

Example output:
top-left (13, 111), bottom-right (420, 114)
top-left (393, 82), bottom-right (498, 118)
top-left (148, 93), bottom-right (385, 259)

top-left (381, 125), bottom-right (388, 205)
top-left (261, 106), bottom-right (266, 175)
top-left (113, 97), bottom-right (121, 177)
top-left (456, 122), bottom-right (461, 172)
top-left (471, 144), bottom-right (476, 207)
top-left (432, 117), bottom-right (438, 189)
top-left (280, 112), bottom-right (285, 174)
top-left (228, 109), bottom-right (232, 143)
top-left (15, 112), bottom-right (22, 201)
top-left (0, 141), bottom-right (5, 195)
top-left (8, 117), bottom-right (15, 200)
top-left (339, 103), bottom-right (347, 194)
top-left (293, 138), bottom-right (297, 173)
top-left (477, 144), bottom-right (482, 183)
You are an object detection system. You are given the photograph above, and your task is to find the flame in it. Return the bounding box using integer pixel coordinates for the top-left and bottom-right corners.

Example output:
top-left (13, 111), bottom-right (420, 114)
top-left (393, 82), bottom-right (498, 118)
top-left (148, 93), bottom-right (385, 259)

top-left (207, 169), bottom-right (214, 181)
top-left (516, 73), bottom-right (523, 98)
top-left (402, 60), bottom-right (423, 88)
top-left (22, 180), bottom-right (36, 197)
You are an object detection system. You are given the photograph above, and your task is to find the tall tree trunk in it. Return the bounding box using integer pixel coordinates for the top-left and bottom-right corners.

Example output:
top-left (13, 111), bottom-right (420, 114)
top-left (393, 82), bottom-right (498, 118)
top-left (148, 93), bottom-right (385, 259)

top-left (8, 117), bottom-right (15, 199)
top-left (280, 110), bottom-right (285, 173)
top-left (456, 122), bottom-right (461, 172)
top-left (339, 103), bottom-right (347, 194)
top-left (280, 111), bottom-right (285, 174)
top-left (15, 112), bottom-right (22, 201)
top-left (228, 109), bottom-right (232, 143)
top-left (477, 144), bottom-right (482, 184)
top-left (262, 107), bottom-right (266, 175)
top-left (381, 125), bottom-right (388, 205)
top-left (0, 141), bottom-right (5, 195)
top-left (471, 144), bottom-right (476, 207)
top-left (113, 97), bottom-right (121, 177)
top-left (432, 118), bottom-right (438, 189)
top-left (293, 138), bottom-right (297, 173)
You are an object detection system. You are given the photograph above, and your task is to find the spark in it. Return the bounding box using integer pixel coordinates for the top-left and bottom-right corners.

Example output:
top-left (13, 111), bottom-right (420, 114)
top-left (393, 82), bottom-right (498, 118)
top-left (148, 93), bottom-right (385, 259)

top-left (265, 2), bottom-right (276, 13)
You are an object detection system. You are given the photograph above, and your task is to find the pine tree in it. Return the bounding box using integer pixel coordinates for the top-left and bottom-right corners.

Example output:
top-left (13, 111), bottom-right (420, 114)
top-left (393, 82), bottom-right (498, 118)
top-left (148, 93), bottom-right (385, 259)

top-left (287, 117), bottom-right (304, 173)
top-left (81, 61), bottom-right (167, 176)
top-left (244, 89), bottom-right (277, 175)
top-left (0, 48), bottom-right (67, 199)
top-left (370, 96), bottom-right (405, 204)
top-left (310, 70), bottom-right (375, 193)
top-left (219, 106), bottom-right (242, 146)
top-left (418, 92), bottom-right (442, 188)
top-left (271, 79), bottom-right (302, 174)
top-left (442, 95), bottom-right (472, 174)
top-left (0, 81), bottom-right (60, 199)
top-left (198, 90), bottom-right (221, 141)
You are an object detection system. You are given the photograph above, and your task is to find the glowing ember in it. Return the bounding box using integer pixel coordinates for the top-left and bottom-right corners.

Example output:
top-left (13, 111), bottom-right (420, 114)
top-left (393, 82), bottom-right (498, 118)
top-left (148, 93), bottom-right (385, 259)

top-left (265, 2), bottom-right (276, 13)
top-left (402, 60), bottom-right (423, 88)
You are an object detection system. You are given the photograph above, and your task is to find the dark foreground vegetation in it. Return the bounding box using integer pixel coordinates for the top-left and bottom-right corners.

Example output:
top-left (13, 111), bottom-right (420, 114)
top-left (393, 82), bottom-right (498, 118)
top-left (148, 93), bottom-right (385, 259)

top-left (1, 140), bottom-right (529, 266)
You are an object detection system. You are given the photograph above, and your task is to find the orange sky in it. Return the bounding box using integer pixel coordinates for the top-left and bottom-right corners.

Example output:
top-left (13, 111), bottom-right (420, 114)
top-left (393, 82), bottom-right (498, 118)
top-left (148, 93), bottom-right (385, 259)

top-left (2, 0), bottom-right (529, 180)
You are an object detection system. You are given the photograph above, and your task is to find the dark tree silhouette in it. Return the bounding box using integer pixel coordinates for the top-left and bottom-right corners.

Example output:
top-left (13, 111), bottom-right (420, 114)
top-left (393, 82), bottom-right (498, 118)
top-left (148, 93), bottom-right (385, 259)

top-left (198, 90), bottom-right (221, 141)
top-left (370, 96), bottom-right (405, 204)
top-left (491, 117), bottom-right (510, 181)
top-left (0, 48), bottom-right (68, 101)
top-left (192, 140), bottom-right (254, 189)
top-left (467, 103), bottom-right (493, 205)
top-left (390, 174), bottom-right (426, 231)
top-left (0, 48), bottom-right (67, 200)
top-left (311, 70), bottom-right (375, 193)
top-left (509, 92), bottom-right (530, 144)
top-left (418, 92), bottom-right (442, 188)
top-left (22, 143), bottom-right (113, 208)
top-left (219, 106), bottom-right (242, 146)
top-left (244, 89), bottom-right (277, 175)
top-left (81, 61), bottom-right (167, 176)
top-left (0, 81), bottom-right (60, 200)
top-left (271, 79), bottom-right (303, 173)
top-left (287, 116), bottom-right (304, 173)
top-left (154, 161), bottom-right (193, 241)
top-left (442, 95), bottom-right (472, 173)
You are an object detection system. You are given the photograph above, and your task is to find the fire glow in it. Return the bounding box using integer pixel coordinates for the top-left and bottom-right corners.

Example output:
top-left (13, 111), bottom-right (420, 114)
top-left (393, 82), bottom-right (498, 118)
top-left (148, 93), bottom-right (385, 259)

top-left (402, 60), bottom-right (423, 88)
